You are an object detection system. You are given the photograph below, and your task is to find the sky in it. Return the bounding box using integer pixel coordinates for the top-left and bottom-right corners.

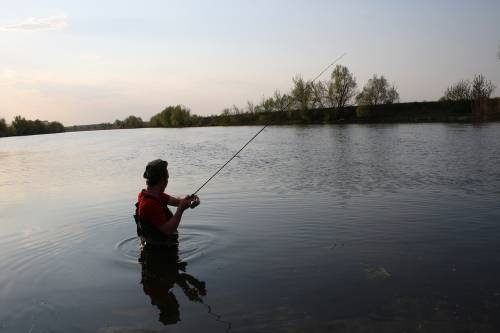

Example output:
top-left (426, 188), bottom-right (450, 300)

top-left (0, 0), bottom-right (499, 126)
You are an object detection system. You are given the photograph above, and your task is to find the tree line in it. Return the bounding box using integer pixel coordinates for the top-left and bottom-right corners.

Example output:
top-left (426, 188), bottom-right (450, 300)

top-left (92, 65), bottom-right (402, 129)
top-left (218, 66), bottom-right (400, 119)
top-left (4, 65), bottom-right (498, 136)
top-left (0, 116), bottom-right (65, 137)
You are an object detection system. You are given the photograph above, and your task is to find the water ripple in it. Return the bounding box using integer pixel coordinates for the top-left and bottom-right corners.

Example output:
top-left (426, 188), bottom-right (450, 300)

top-left (115, 224), bottom-right (218, 264)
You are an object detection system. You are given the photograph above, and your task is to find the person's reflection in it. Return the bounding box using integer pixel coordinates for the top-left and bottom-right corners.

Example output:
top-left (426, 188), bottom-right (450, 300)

top-left (139, 240), bottom-right (206, 325)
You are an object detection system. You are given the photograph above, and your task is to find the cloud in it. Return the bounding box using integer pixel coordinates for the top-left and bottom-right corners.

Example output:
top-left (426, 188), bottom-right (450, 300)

top-left (0, 15), bottom-right (67, 32)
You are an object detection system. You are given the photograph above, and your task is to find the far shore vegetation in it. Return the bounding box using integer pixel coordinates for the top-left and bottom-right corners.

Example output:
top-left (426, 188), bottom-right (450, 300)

top-left (1, 66), bottom-right (498, 138)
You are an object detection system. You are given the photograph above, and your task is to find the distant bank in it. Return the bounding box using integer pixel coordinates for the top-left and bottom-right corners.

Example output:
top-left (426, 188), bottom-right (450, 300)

top-left (66, 98), bottom-right (500, 133)
top-left (2, 98), bottom-right (499, 138)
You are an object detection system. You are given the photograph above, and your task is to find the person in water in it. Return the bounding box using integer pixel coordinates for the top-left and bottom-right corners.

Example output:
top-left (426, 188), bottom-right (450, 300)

top-left (135, 159), bottom-right (200, 246)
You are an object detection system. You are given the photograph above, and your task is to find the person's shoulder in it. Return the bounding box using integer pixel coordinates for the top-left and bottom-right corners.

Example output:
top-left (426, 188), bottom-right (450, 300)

top-left (138, 191), bottom-right (161, 208)
top-left (161, 192), bottom-right (170, 202)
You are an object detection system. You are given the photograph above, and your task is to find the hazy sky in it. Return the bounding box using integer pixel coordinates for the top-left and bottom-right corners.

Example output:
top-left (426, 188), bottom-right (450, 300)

top-left (1, 0), bottom-right (499, 125)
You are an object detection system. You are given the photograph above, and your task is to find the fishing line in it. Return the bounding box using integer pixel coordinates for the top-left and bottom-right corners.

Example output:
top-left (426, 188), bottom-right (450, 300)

top-left (192, 53), bottom-right (347, 196)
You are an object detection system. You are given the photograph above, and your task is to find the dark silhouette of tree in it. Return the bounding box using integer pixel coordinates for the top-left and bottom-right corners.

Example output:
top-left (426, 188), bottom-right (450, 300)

top-left (0, 118), bottom-right (8, 137)
top-left (471, 74), bottom-right (495, 100)
top-left (356, 75), bottom-right (399, 105)
top-left (8, 116), bottom-right (64, 136)
top-left (47, 121), bottom-right (65, 133)
top-left (441, 80), bottom-right (471, 101)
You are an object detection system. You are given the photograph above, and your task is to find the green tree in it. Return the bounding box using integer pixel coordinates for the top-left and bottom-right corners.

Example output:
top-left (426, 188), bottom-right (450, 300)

top-left (149, 114), bottom-right (163, 127)
top-left (123, 115), bottom-right (144, 128)
top-left (273, 90), bottom-right (290, 111)
top-left (291, 75), bottom-right (313, 111)
top-left (327, 65), bottom-right (357, 108)
top-left (11, 116), bottom-right (32, 135)
top-left (311, 81), bottom-right (326, 108)
top-left (260, 96), bottom-right (276, 112)
top-left (149, 105), bottom-right (192, 127)
top-left (356, 75), bottom-right (399, 105)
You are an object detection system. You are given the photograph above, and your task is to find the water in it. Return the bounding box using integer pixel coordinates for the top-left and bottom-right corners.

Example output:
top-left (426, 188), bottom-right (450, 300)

top-left (1, 124), bottom-right (500, 332)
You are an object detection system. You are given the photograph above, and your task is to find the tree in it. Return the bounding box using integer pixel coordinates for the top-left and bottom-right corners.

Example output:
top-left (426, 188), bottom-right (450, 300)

top-left (113, 119), bottom-right (125, 129)
top-left (356, 75), bottom-right (399, 105)
top-left (291, 75), bottom-right (313, 111)
top-left (0, 118), bottom-right (8, 137)
top-left (328, 65), bottom-right (357, 108)
top-left (47, 121), bottom-right (65, 133)
top-left (149, 105), bottom-right (192, 127)
top-left (245, 101), bottom-right (256, 114)
top-left (441, 74), bottom-right (495, 101)
top-left (11, 116), bottom-right (32, 135)
top-left (441, 80), bottom-right (471, 101)
top-left (123, 115), bottom-right (143, 128)
top-left (273, 90), bottom-right (290, 111)
top-left (470, 74), bottom-right (495, 100)
top-left (311, 81), bottom-right (326, 109)
top-left (260, 96), bottom-right (276, 112)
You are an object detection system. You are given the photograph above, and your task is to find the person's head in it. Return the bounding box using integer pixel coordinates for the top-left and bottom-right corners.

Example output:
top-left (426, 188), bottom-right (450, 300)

top-left (144, 159), bottom-right (169, 190)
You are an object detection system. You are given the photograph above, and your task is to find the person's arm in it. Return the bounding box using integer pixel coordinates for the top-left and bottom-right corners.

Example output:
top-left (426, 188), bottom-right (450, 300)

top-left (158, 198), bottom-right (191, 235)
top-left (167, 195), bottom-right (181, 207)
top-left (167, 194), bottom-right (200, 209)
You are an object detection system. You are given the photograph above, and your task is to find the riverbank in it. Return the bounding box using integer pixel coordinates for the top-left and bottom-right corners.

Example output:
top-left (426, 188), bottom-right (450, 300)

top-left (65, 98), bottom-right (500, 132)
top-left (193, 98), bottom-right (500, 127)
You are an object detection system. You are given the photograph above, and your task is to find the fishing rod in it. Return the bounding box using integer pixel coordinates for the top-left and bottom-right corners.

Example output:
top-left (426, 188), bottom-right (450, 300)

top-left (191, 53), bottom-right (347, 197)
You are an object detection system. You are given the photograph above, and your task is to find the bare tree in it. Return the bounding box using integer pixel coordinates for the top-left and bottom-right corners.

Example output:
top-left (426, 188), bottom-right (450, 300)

top-left (441, 80), bottom-right (471, 101)
top-left (356, 74), bottom-right (399, 105)
top-left (471, 74), bottom-right (495, 99)
top-left (442, 74), bottom-right (495, 101)
top-left (246, 101), bottom-right (256, 114)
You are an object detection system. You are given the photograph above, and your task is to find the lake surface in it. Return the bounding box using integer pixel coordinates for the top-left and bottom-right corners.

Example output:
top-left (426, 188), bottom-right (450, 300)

top-left (1, 124), bottom-right (500, 332)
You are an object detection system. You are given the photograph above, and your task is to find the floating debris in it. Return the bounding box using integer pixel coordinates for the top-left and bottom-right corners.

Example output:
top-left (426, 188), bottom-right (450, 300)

top-left (364, 266), bottom-right (391, 280)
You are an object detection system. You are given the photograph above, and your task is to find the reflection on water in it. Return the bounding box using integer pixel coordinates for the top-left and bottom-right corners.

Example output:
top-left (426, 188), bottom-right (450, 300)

top-left (139, 242), bottom-right (232, 331)
top-left (139, 244), bottom-right (206, 325)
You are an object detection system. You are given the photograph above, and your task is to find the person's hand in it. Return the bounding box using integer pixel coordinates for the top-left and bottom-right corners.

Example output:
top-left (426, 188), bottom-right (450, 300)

top-left (189, 195), bottom-right (200, 209)
top-left (178, 197), bottom-right (191, 211)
